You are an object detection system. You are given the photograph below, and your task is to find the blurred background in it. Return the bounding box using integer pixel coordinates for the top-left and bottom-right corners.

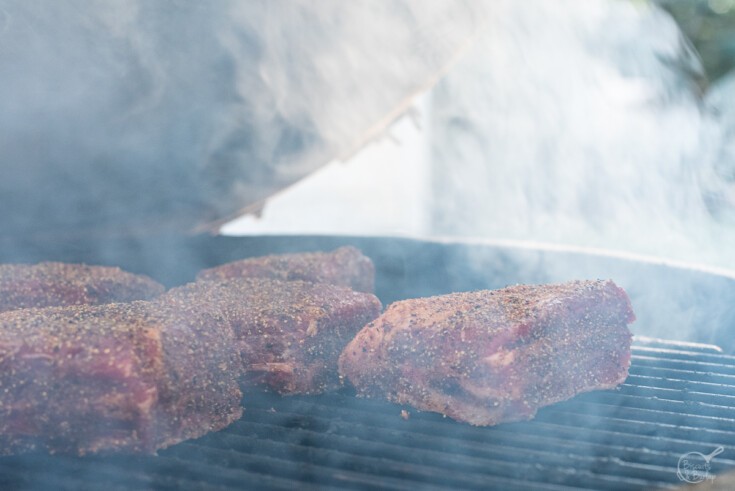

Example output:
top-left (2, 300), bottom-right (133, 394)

top-left (223, 0), bottom-right (735, 272)
top-left (4, 0), bottom-right (735, 271)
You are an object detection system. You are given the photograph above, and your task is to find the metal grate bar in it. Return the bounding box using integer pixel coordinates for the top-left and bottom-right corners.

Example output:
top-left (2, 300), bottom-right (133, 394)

top-left (239, 408), bottom-right (685, 489)
top-left (226, 416), bottom-right (673, 490)
top-left (164, 442), bottom-right (438, 491)
top-left (236, 396), bottom-right (732, 488)
top-left (253, 390), bottom-right (735, 447)
top-left (243, 391), bottom-right (734, 450)
top-left (624, 373), bottom-right (735, 397)
top-left (619, 380), bottom-right (735, 401)
top-left (572, 391), bottom-right (735, 419)
top-left (632, 355), bottom-right (735, 376)
top-left (632, 346), bottom-right (735, 364)
top-left (493, 420), bottom-right (735, 460)
top-left (0, 452), bottom-right (335, 491)
top-left (632, 337), bottom-right (724, 354)
top-left (244, 383), bottom-right (735, 454)
top-left (188, 426), bottom-right (589, 491)
top-left (541, 400), bottom-right (735, 431)
top-left (629, 365), bottom-right (735, 385)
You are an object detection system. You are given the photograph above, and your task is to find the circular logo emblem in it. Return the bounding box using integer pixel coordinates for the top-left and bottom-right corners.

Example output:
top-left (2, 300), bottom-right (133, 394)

top-left (677, 447), bottom-right (724, 484)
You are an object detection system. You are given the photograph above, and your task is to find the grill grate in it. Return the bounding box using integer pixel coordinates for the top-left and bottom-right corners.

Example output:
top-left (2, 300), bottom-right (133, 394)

top-left (2, 337), bottom-right (735, 490)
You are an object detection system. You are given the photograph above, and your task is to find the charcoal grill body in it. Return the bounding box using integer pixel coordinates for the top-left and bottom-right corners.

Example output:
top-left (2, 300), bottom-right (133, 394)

top-left (1, 235), bottom-right (733, 490)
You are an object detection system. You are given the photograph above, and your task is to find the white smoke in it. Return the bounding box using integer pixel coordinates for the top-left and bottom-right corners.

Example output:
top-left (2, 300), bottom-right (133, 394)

top-left (216, 0), bottom-right (735, 273)
top-left (4, 0), bottom-right (734, 272)
top-left (428, 0), bottom-right (735, 269)
top-left (0, 0), bottom-right (486, 236)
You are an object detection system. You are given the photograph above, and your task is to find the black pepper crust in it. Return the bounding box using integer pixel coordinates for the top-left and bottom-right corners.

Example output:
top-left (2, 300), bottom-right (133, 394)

top-left (195, 246), bottom-right (375, 293)
top-left (0, 262), bottom-right (165, 313)
top-left (164, 277), bottom-right (382, 395)
top-left (338, 280), bottom-right (635, 426)
top-left (0, 299), bottom-right (243, 456)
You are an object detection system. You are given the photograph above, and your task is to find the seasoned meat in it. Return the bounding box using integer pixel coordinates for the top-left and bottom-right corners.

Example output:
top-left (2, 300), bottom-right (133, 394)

top-left (0, 299), bottom-right (243, 456)
top-left (0, 262), bottom-right (165, 313)
top-left (339, 280), bottom-right (634, 426)
top-left (196, 246), bottom-right (375, 293)
top-left (164, 278), bottom-right (382, 395)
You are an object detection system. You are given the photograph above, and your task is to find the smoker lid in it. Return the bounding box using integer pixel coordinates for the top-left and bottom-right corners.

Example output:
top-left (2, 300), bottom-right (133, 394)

top-left (0, 1), bottom-right (481, 240)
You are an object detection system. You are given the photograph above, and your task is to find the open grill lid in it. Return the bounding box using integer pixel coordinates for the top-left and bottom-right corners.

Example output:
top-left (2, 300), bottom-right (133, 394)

top-left (0, 1), bottom-right (481, 240)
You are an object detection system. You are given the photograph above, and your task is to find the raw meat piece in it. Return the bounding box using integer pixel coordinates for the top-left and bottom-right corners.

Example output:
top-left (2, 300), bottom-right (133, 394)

top-left (0, 299), bottom-right (243, 455)
top-left (164, 278), bottom-right (382, 394)
top-left (0, 262), bottom-right (165, 313)
top-left (339, 280), bottom-right (634, 426)
top-left (196, 246), bottom-right (375, 293)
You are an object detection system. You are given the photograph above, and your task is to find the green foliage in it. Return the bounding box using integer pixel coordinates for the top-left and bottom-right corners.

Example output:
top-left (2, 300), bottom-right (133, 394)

top-left (656, 0), bottom-right (735, 80)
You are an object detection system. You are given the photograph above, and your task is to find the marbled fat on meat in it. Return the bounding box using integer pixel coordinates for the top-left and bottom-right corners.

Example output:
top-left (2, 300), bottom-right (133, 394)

top-left (196, 246), bottom-right (375, 293)
top-left (0, 262), bottom-right (165, 313)
top-left (165, 278), bottom-right (382, 395)
top-left (338, 280), bottom-right (635, 426)
top-left (0, 299), bottom-right (243, 455)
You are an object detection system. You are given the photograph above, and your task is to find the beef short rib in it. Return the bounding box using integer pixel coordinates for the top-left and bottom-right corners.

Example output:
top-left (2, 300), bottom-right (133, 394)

top-left (165, 278), bottom-right (382, 395)
top-left (0, 299), bottom-right (243, 455)
top-left (196, 246), bottom-right (375, 293)
top-left (339, 280), bottom-right (634, 426)
top-left (0, 262), bottom-right (165, 313)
